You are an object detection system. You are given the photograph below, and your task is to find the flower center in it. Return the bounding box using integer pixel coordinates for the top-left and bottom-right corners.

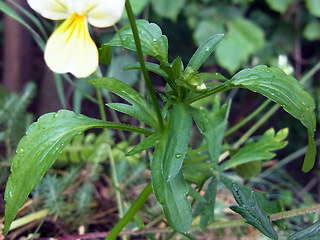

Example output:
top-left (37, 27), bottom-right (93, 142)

top-left (59, 13), bottom-right (87, 42)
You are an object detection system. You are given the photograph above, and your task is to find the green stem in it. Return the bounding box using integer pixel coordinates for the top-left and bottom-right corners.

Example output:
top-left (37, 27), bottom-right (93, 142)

top-left (225, 99), bottom-right (271, 136)
top-left (270, 204), bottom-right (320, 221)
top-left (233, 103), bottom-right (279, 149)
top-left (63, 74), bottom-right (99, 104)
top-left (9, 209), bottom-right (49, 231)
top-left (125, 0), bottom-right (164, 132)
top-left (185, 84), bottom-right (230, 104)
top-left (96, 87), bottom-right (107, 121)
top-left (300, 61), bottom-right (320, 84)
top-left (105, 182), bottom-right (153, 240)
top-left (107, 145), bottom-right (127, 240)
top-left (94, 122), bottom-right (154, 136)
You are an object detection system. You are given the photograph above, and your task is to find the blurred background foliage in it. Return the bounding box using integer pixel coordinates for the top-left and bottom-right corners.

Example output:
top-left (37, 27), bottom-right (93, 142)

top-left (1, 0), bottom-right (320, 239)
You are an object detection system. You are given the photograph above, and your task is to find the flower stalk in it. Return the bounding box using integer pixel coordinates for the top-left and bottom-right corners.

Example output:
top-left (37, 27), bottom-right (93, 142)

top-left (125, 0), bottom-right (164, 133)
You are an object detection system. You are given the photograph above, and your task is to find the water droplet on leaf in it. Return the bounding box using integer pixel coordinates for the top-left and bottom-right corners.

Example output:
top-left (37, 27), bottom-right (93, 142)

top-left (17, 148), bottom-right (24, 154)
top-left (175, 153), bottom-right (182, 158)
top-left (205, 47), bottom-right (210, 52)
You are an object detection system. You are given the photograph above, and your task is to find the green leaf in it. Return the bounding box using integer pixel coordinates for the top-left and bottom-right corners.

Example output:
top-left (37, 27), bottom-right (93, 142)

top-left (87, 77), bottom-right (159, 131)
top-left (265, 0), bottom-right (292, 14)
top-left (99, 44), bottom-right (112, 65)
top-left (122, 0), bottom-right (149, 17)
top-left (198, 72), bottom-right (228, 82)
top-left (107, 20), bottom-right (168, 63)
top-left (182, 161), bottom-right (213, 185)
top-left (4, 110), bottom-right (152, 234)
top-left (151, 136), bottom-right (192, 233)
top-left (221, 175), bottom-right (282, 215)
top-left (216, 18), bottom-right (264, 73)
top-left (193, 20), bottom-right (225, 47)
top-left (219, 128), bottom-right (288, 171)
top-left (235, 161), bottom-right (263, 179)
top-left (225, 65), bottom-right (316, 172)
top-left (194, 98), bottom-right (229, 165)
top-left (126, 133), bottom-right (161, 156)
top-left (303, 21), bottom-right (320, 41)
top-left (107, 53), bottom-right (140, 86)
top-left (150, 0), bottom-right (185, 21)
top-left (288, 220), bottom-right (320, 240)
top-left (306, 0), bottom-right (320, 17)
top-left (187, 34), bottom-right (224, 72)
top-left (194, 176), bottom-right (218, 229)
top-left (123, 62), bottom-right (170, 82)
top-left (162, 103), bottom-right (192, 180)
top-left (230, 182), bottom-right (278, 240)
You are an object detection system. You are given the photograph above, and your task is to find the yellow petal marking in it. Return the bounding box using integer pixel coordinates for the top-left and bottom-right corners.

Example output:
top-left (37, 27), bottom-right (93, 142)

top-left (44, 13), bottom-right (98, 78)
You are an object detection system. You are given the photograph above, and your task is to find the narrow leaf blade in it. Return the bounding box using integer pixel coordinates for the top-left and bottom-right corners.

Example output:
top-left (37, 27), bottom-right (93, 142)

top-left (151, 137), bottom-right (192, 233)
top-left (163, 103), bottom-right (192, 180)
top-left (126, 133), bottom-right (161, 156)
top-left (187, 34), bottom-right (224, 71)
top-left (288, 220), bottom-right (320, 240)
top-left (88, 77), bottom-right (159, 130)
top-left (194, 176), bottom-right (218, 228)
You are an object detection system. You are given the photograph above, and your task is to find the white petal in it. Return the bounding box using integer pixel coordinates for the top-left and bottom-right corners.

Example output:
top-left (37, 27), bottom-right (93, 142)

top-left (86, 0), bottom-right (126, 28)
top-left (44, 14), bottom-right (98, 78)
top-left (27, 0), bottom-right (70, 20)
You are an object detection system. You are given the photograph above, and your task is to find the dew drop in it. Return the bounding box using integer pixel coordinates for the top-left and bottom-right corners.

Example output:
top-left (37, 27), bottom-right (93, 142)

top-left (17, 148), bottom-right (24, 154)
top-left (175, 153), bottom-right (182, 158)
top-left (9, 191), bottom-right (12, 197)
top-left (153, 38), bottom-right (157, 42)
top-left (205, 47), bottom-right (210, 52)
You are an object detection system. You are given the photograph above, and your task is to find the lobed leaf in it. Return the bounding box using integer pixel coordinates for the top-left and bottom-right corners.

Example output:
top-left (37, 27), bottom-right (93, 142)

top-left (221, 174), bottom-right (282, 215)
top-left (107, 19), bottom-right (168, 63)
top-left (4, 110), bottom-right (152, 234)
top-left (225, 65), bottom-right (316, 172)
top-left (219, 128), bottom-right (288, 171)
top-left (230, 182), bottom-right (278, 239)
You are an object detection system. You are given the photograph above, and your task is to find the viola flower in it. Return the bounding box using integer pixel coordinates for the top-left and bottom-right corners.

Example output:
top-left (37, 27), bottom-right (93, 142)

top-left (27, 0), bottom-right (125, 78)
